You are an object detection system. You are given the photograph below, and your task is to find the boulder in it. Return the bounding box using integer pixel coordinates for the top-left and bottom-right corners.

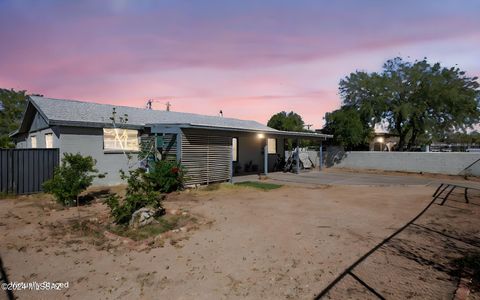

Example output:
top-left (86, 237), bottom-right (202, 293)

top-left (129, 207), bottom-right (161, 229)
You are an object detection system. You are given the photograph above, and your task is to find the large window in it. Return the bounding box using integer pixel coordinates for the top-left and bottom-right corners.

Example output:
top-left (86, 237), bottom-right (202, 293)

top-left (103, 128), bottom-right (139, 152)
top-left (31, 136), bottom-right (37, 148)
top-left (232, 137), bottom-right (238, 161)
top-left (45, 133), bottom-right (53, 148)
top-left (267, 138), bottom-right (277, 154)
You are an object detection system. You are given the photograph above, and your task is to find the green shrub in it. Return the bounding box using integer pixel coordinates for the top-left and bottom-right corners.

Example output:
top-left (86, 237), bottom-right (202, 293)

top-left (42, 153), bottom-right (100, 206)
top-left (145, 160), bottom-right (186, 193)
top-left (106, 169), bottom-right (164, 224)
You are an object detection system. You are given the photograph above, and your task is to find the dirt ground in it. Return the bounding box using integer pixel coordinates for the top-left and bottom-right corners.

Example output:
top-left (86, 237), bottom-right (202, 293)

top-left (0, 182), bottom-right (478, 299)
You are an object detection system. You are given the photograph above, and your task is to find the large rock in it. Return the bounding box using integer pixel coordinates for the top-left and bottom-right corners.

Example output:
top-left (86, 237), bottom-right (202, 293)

top-left (129, 207), bottom-right (160, 229)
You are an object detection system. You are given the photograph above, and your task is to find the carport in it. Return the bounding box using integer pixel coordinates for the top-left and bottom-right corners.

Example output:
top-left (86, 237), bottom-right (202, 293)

top-left (148, 123), bottom-right (331, 185)
top-left (257, 130), bottom-right (331, 175)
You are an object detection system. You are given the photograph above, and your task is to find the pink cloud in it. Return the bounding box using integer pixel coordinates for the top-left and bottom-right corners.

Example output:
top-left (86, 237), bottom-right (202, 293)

top-left (1, 1), bottom-right (479, 130)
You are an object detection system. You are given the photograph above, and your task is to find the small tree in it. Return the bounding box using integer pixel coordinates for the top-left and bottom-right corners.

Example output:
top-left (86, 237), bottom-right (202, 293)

top-left (43, 153), bottom-right (100, 206)
top-left (106, 169), bottom-right (164, 224)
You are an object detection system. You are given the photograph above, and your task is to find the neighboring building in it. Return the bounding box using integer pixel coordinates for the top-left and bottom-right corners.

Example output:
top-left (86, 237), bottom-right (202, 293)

top-left (11, 96), bottom-right (330, 185)
top-left (369, 132), bottom-right (399, 151)
top-left (368, 123), bottom-right (398, 151)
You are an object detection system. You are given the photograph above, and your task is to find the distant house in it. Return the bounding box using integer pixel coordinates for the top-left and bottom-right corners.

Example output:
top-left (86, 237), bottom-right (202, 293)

top-left (369, 124), bottom-right (398, 151)
top-left (11, 96), bottom-right (330, 185)
top-left (369, 132), bottom-right (399, 151)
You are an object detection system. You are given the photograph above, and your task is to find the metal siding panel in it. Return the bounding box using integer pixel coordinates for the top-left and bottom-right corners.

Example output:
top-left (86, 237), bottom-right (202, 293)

top-left (17, 150), bottom-right (24, 194)
top-left (12, 150), bottom-right (17, 194)
top-left (0, 149), bottom-right (58, 195)
top-left (0, 150), bottom-right (7, 193)
top-left (42, 151), bottom-right (48, 190)
top-left (33, 150), bottom-right (39, 192)
top-left (28, 150), bottom-right (34, 193)
top-left (181, 132), bottom-right (231, 185)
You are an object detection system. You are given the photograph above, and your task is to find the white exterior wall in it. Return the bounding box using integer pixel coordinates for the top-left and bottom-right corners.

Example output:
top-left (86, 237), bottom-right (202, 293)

top-left (333, 151), bottom-right (480, 176)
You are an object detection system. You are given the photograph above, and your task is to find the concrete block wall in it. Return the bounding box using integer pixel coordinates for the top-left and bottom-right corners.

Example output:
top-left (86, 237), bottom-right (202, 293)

top-left (332, 151), bottom-right (480, 176)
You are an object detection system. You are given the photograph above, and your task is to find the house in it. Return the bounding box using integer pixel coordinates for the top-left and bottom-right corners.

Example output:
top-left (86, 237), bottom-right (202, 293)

top-left (11, 96), bottom-right (331, 185)
top-left (369, 132), bottom-right (399, 151)
top-left (369, 124), bottom-right (399, 152)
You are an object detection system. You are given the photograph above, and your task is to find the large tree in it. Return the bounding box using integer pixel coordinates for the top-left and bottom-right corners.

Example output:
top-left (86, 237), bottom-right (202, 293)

top-left (323, 107), bottom-right (372, 150)
top-left (0, 89), bottom-right (27, 148)
top-left (337, 57), bottom-right (480, 151)
top-left (267, 111), bottom-right (306, 132)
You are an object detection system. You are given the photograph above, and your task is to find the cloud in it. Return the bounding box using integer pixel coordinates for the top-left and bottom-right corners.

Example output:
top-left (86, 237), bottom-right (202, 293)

top-left (0, 1), bottom-right (479, 129)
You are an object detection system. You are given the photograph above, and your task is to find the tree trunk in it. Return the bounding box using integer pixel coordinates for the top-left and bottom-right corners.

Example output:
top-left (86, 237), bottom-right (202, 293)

top-left (407, 130), bottom-right (418, 150)
top-left (397, 134), bottom-right (406, 151)
top-left (394, 118), bottom-right (407, 152)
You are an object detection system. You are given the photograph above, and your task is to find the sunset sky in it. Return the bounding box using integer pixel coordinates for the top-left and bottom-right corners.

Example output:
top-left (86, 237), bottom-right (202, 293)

top-left (1, 0), bottom-right (479, 129)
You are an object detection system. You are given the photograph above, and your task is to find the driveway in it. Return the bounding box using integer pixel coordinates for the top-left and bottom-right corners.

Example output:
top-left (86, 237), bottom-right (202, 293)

top-left (234, 169), bottom-right (480, 188)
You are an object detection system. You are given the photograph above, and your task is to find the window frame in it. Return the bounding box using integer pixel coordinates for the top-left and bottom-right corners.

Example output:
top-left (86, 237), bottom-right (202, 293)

top-left (31, 135), bottom-right (37, 148)
top-left (232, 137), bottom-right (239, 162)
top-left (45, 133), bottom-right (53, 148)
top-left (267, 138), bottom-right (277, 154)
top-left (103, 128), bottom-right (140, 153)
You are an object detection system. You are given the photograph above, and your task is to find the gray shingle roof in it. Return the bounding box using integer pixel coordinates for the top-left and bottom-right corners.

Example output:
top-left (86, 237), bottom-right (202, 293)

top-left (30, 96), bottom-right (275, 132)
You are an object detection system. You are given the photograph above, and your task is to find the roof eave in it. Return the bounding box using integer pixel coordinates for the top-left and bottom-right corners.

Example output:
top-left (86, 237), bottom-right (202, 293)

top-left (8, 129), bottom-right (20, 138)
top-left (147, 123), bottom-right (332, 139)
top-left (49, 120), bottom-right (145, 130)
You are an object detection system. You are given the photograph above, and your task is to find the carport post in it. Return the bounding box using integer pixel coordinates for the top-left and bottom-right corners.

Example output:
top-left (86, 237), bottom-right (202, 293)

top-left (319, 140), bottom-right (323, 171)
top-left (264, 139), bottom-right (268, 175)
top-left (295, 138), bottom-right (300, 174)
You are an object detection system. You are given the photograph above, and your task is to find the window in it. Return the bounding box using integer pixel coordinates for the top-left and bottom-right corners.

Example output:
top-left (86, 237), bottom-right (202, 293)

top-left (232, 137), bottom-right (238, 161)
top-left (103, 128), bottom-right (139, 151)
top-left (267, 138), bottom-right (276, 154)
top-left (31, 136), bottom-right (37, 148)
top-left (45, 133), bottom-right (53, 148)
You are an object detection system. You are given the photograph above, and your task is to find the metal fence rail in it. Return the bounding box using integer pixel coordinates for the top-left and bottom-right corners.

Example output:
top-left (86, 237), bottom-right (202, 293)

top-left (0, 148), bottom-right (59, 194)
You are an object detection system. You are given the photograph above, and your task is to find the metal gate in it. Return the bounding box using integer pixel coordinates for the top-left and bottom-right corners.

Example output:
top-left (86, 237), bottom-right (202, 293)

top-left (0, 148), bottom-right (59, 194)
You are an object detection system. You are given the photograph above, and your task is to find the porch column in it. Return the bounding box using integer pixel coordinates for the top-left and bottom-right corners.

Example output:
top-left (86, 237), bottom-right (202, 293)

top-left (175, 131), bottom-right (182, 163)
top-left (264, 139), bottom-right (268, 175)
top-left (295, 138), bottom-right (300, 174)
top-left (230, 139), bottom-right (234, 183)
top-left (319, 140), bottom-right (323, 171)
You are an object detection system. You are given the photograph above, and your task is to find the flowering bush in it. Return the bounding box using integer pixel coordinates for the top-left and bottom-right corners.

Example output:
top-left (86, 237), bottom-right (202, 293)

top-left (145, 160), bottom-right (186, 193)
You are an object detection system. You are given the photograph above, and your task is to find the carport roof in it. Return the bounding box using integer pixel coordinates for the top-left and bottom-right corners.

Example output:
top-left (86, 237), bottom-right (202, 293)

top-left (148, 123), bottom-right (332, 140)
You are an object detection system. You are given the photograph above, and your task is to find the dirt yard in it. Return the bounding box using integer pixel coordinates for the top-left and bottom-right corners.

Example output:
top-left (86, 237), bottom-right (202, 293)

top-left (0, 182), bottom-right (478, 299)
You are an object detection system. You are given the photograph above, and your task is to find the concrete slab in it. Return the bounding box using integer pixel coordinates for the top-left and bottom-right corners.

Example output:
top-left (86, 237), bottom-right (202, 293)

top-left (233, 170), bottom-right (480, 188)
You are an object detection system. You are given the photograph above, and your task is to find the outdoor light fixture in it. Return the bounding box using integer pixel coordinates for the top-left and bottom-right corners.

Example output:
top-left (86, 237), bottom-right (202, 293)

top-left (257, 133), bottom-right (265, 139)
top-left (376, 137), bottom-right (385, 143)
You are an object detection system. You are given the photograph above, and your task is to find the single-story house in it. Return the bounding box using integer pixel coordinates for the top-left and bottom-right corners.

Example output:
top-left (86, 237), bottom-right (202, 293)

top-left (11, 96), bottom-right (331, 185)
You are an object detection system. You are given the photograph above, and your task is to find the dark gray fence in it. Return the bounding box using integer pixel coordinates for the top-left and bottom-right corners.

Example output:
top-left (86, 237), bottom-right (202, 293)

top-left (0, 148), bottom-right (59, 194)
